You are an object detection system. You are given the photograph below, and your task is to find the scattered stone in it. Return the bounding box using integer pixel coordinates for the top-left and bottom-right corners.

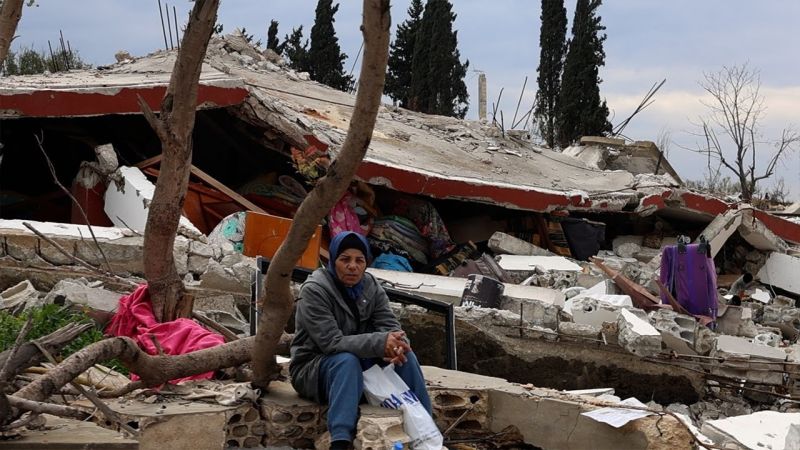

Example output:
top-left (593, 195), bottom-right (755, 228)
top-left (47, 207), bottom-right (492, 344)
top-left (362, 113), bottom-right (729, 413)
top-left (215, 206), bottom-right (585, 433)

top-left (488, 231), bottom-right (553, 257)
top-left (0, 279), bottom-right (42, 313)
top-left (612, 235), bottom-right (643, 259)
top-left (114, 50), bottom-right (133, 62)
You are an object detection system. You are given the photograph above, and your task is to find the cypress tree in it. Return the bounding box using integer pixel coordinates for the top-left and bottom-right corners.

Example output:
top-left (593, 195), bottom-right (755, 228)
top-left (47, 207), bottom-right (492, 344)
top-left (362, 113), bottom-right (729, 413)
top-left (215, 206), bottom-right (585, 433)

top-left (267, 20), bottom-right (282, 54)
top-left (409, 0), bottom-right (469, 118)
top-left (308, 0), bottom-right (353, 91)
top-left (283, 26), bottom-right (309, 73)
top-left (557, 0), bottom-right (611, 147)
top-left (534, 0), bottom-right (567, 148)
top-left (385, 0), bottom-right (424, 108)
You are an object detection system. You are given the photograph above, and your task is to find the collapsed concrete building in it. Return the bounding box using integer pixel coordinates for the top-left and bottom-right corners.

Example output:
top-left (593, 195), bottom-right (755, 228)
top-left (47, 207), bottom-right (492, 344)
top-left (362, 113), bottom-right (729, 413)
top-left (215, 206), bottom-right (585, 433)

top-left (2, 33), bottom-right (800, 449)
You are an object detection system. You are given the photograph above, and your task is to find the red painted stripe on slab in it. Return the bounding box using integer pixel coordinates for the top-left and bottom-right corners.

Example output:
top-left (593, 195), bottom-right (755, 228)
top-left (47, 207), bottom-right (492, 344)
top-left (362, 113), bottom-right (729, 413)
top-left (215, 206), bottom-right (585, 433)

top-left (356, 160), bottom-right (575, 212)
top-left (1, 84), bottom-right (247, 117)
top-left (753, 210), bottom-right (800, 244)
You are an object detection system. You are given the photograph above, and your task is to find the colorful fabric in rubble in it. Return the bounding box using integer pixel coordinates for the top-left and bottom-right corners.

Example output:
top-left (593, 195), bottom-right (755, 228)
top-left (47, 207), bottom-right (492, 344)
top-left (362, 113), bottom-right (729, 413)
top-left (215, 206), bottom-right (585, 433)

top-left (105, 284), bottom-right (226, 383)
top-left (371, 252), bottom-right (413, 272)
top-left (659, 243), bottom-right (718, 320)
top-left (328, 192), bottom-right (368, 238)
top-left (390, 196), bottom-right (455, 259)
top-left (368, 216), bottom-right (429, 264)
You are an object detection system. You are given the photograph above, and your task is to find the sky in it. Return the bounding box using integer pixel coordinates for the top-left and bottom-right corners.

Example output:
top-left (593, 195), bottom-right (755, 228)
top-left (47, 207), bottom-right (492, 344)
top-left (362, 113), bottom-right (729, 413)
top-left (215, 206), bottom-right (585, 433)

top-left (11, 0), bottom-right (800, 200)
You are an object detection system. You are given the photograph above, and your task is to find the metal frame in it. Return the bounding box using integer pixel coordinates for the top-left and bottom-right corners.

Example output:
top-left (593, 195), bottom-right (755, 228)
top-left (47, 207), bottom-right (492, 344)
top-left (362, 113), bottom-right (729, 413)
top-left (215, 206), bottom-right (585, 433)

top-left (250, 256), bottom-right (457, 370)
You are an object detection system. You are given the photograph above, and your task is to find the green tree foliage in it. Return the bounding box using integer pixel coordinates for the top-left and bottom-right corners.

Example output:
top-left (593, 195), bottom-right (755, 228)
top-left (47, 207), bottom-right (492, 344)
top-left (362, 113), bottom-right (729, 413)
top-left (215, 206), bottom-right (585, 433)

top-left (385, 0), bottom-right (423, 108)
top-left (267, 19), bottom-right (282, 54)
top-left (240, 27), bottom-right (262, 48)
top-left (534, 0), bottom-right (567, 148)
top-left (2, 45), bottom-right (89, 76)
top-left (307, 0), bottom-right (352, 91)
top-left (283, 26), bottom-right (310, 72)
top-left (557, 0), bottom-right (611, 147)
top-left (408, 0), bottom-right (469, 118)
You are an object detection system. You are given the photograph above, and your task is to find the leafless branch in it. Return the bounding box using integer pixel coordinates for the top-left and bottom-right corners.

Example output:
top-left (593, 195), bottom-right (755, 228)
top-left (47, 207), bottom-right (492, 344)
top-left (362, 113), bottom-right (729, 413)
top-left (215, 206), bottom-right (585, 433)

top-left (7, 395), bottom-right (90, 420)
top-left (692, 63), bottom-right (797, 201)
top-left (21, 221), bottom-right (136, 288)
top-left (33, 132), bottom-right (114, 273)
top-left (30, 340), bottom-right (138, 437)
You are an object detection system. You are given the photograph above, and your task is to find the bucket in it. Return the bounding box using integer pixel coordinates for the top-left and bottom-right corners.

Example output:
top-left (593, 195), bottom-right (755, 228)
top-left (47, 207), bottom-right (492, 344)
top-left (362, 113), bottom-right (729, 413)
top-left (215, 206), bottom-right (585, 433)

top-left (460, 274), bottom-right (504, 309)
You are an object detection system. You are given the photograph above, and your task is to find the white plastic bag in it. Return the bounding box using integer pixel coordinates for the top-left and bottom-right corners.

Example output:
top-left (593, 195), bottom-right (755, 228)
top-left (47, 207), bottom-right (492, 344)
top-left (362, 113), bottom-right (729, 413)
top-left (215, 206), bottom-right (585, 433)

top-left (362, 364), bottom-right (443, 450)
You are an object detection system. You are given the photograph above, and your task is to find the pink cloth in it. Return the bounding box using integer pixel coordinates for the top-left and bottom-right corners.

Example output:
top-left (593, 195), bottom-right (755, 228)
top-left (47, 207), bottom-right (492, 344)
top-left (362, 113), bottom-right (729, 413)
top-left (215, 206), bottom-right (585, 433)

top-left (329, 192), bottom-right (367, 238)
top-left (105, 284), bottom-right (225, 384)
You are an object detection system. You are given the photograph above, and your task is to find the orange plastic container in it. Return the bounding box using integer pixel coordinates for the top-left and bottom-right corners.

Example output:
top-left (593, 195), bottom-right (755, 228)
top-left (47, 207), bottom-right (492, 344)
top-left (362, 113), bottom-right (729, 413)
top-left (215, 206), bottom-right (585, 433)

top-left (243, 211), bottom-right (321, 270)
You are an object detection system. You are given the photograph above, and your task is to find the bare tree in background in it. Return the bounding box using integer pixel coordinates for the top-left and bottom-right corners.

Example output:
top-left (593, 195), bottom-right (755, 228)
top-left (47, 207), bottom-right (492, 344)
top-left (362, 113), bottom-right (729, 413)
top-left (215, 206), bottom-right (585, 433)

top-left (656, 127), bottom-right (671, 159)
top-left (694, 63), bottom-right (799, 203)
top-left (251, 0), bottom-right (392, 389)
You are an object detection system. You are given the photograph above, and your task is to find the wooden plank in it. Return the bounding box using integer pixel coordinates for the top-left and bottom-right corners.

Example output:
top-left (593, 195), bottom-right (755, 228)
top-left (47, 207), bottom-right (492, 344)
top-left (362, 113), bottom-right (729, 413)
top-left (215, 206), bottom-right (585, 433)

top-left (138, 158), bottom-right (267, 214)
top-left (189, 165), bottom-right (266, 214)
top-left (134, 154), bottom-right (164, 169)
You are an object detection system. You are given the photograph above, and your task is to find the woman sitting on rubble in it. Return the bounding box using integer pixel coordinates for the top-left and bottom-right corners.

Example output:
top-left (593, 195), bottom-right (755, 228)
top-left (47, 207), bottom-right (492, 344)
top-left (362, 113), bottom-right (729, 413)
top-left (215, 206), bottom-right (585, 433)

top-left (290, 231), bottom-right (433, 449)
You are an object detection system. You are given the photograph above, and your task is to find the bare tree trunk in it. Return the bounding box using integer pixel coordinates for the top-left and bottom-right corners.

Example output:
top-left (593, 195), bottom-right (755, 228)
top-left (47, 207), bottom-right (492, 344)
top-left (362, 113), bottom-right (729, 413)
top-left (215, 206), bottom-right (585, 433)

top-left (139, 0), bottom-right (219, 322)
top-left (14, 333), bottom-right (291, 406)
top-left (251, 0), bottom-right (392, 389)
top-left (0, 0), bottom-right (24, 67)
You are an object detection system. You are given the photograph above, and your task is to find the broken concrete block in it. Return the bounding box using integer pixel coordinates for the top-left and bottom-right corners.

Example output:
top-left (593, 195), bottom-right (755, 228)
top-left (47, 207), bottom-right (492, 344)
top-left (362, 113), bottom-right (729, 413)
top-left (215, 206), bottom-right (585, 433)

top-left (496, 254), bottom-right (582, 273)
top-left (562, 144), bottom-right (608, 169)
top-left (713, 335), bottom-right (787, 360)
top-left (738, 210), bottom-right (789, 253)
top-left (558, 321), bottom-right (601, 339)
top-left (632, 246), bottom-right (660, 263)
top-left (43, 279), bottom-right (122, 325)
top-left (354, 405), bottom-right (410, 450)
top-left (650, 309), bottom-right (698, 355)
top-left (694, 326), bottom-right (716, 355)
top-left (716, 305), bottom-right (759, 338)
top-left (104, 166), bottom-right (203, 238)
top-left (701, 411), bottom-right (800, 450)
top-left (173, 236), bottom-right (190, 276)
top-left (569, 297), bottom-right (623, 328)
top-left (758, 252), bottom-right (800, 296)
top-left (500, 296), bottom-right (559, 330)
top-left (617, 309), bottom-right (661, 357)
top-left (0, 279), bottom-right (42, 313)
top-left (94, 143), bottom-right (119, 173)
top-left (73, 397), bottom-right (248, 450)
top-left (260, 381), bottom-right (323, 449)
top-left (753, 332), bottom-right (781, 348)
top-left (199, 260), bottom-right (251, 294)
top-left (612, 235), bottom-right (643, 259)
top-left (188, 240), bottom-right (216, 274)
top-left (488, 231), bottom-right (552, 256)
top-left (699, 209), bottom-right (744, 258)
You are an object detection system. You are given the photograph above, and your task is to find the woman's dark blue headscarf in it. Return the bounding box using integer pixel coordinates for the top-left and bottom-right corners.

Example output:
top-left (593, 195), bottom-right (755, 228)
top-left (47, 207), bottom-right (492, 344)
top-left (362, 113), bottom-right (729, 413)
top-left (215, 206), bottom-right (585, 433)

top-left (327, 231), bottom-right (372, 301)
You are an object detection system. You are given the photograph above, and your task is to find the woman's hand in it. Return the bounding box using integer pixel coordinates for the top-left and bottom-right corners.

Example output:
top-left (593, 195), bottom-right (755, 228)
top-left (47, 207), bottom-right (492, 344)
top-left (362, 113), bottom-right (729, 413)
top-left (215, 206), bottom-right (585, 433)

top-left (384, 330), bottom-right (412, 366)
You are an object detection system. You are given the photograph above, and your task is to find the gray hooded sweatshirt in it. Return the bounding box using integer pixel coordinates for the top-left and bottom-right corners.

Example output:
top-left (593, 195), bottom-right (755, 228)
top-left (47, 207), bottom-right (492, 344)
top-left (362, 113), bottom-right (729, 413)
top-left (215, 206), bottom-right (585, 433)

top-left (289, 268), bottom-right (401, 402)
